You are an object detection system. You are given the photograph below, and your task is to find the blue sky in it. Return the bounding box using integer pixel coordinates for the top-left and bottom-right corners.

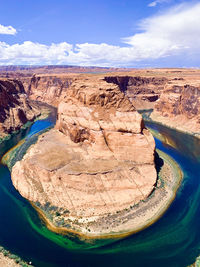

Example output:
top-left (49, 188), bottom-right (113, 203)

top-left (0, 0), bottom-right (199, 67)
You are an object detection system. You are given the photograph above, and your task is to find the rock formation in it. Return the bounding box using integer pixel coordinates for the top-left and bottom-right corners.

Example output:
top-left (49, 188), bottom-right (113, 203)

top-left (23, 74), bottom-right (168, 109)
top-left (151, 81), bottom-right (200, 134)
top-left (0, 79), bottom-right (40, 138)
top-left (11, 76), bottom-right (157, 234)
top-left (2, 67), bottom-right (200, 135)
top-left (25, 74), bottom-right (74, 106)
top-left (104, 71), bottom-right (200, 135)
top-left (105, 76), bottom-right (167, 110)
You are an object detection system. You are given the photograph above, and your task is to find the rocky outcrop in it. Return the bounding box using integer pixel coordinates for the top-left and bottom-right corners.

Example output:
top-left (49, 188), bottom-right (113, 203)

top-left (11, 76), bottom-right (157, 234)
top-left (0, 79), bottom-right (40, 138)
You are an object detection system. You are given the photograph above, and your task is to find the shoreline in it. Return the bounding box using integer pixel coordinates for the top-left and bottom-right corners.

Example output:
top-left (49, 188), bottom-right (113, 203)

top-left (0, 102), bottom-right (55, 267)
top-left (138, 108), bottom-right (200, 139)
top-left (0, 102), bottom-right (53, 161)
top-left (150, 113), bottom-right (200, 139)
top-left (1, 103), bottom-right (56, 169)
top-left (0, 246), bottom-right (33, 267)
top-left (32, 149), bottom-right (183, 240)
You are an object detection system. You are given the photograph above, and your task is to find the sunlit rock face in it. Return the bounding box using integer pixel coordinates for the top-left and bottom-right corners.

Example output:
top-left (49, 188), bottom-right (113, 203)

top-left (24, 74), bottom-right (74, 106)
top-left (0, 79), bottom-right (40, 137)
top-left (151, 81), bottom-right (200, 133)
top-left (104, 76), bottom-right (168, 110)
top-left (11, 76), bottom-right (157, 232)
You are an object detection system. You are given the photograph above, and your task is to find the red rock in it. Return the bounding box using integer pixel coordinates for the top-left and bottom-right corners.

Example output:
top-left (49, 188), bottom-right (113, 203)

top-left (11, 76), bottom-right (157, 233)
top-left (0, 79), bottom-right (40, 137)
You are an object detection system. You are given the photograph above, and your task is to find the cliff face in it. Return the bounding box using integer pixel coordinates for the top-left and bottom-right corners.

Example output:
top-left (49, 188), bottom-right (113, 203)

top-left (105, 76), bottom-right (167, 110)
top-left (151, 81), bottom-right (200, 133)
top-left (22, 74), bottom-right (167, 108)
top-left (104, 74), bottom-right (200, 135)
top-left (11, 76), bottom-right (157, 233)
top-left (24, 74), bottom-right (73, 106)
top-left (0, 79), bottom-right (40, 137)
top-left (4, 70), bottom-right (199, 137)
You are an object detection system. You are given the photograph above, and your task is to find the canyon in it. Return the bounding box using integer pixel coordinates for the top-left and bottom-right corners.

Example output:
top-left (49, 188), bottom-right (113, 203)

top-left (103, 70), bottom-right (200, 136)
top-left (0, 79), bottom-right (40, 139)
top-left (3, 67), bottom-right (200, 136)
top-left (0, 67), bottom-right (198, 236)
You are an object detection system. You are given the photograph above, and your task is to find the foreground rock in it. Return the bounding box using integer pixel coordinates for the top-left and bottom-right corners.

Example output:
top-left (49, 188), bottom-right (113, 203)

top-left (0, 79), bottom-right (40, 139)
top-left (11, 76), bottom-right (158, 235)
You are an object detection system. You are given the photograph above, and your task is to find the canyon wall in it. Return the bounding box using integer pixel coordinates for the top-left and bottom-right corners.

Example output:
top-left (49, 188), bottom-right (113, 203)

top-left (24, 74), bottom-right (74, 106)
top-left (0, 79), bottom-right (40, 138)
top-left (3, 69), bottom-right (199, 136)
top-left (151, 81), bottom-right (200, 134)
top-left (22, 74), bottom-right (168, 108)
top-left (105, 76), bottom-right (167, 110)
top-left (104, 73), bottom-right (200, 135)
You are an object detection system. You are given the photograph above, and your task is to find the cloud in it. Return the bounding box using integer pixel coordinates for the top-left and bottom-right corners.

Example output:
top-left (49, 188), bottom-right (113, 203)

top-left (0, 24), bottom-right (17, 35)
top-left (0, 2), bottom-right (200, 67)
top-left (124, 2), bottom-right (200, 61)
top-left (0, 41), bottom-right (73, 64)
top-left (148, 0), bottom-right (171, 7)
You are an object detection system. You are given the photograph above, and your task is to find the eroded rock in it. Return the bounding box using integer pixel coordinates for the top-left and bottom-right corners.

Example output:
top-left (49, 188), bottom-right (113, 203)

top-left (11, 76), bottom-right (157, 232)
top-left (0, 79), bottom-right (40, 138)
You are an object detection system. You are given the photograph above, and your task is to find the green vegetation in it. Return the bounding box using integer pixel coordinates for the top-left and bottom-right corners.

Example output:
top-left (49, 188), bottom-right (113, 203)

top-left (34, 201), bottom-right (72, 228)
top-left (194, 256), bottom-right (200, 267)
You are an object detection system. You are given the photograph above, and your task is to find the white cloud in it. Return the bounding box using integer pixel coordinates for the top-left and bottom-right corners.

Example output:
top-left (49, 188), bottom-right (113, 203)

top-left (0, 3), bottom-right (200, 67)
top-left (0, 24), bottom-right (17, 35)
top-left (148, 0), bottom-right (171, 8)
top-left (124, 2), bottom-right (200, 61)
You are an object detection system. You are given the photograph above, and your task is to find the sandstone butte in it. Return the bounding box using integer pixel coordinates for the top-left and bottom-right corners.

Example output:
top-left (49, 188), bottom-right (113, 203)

top-left (0, 79), bottom-right (40, 139)
top-left (11, 75), bottom-right (158, 236)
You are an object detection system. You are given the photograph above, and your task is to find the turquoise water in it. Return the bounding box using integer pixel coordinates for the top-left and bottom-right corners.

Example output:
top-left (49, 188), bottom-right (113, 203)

top-left (0, 115), bottom-right (200, 266)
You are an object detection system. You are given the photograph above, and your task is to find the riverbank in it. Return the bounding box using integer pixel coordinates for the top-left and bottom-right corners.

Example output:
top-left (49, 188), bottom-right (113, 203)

top-left (0, 246), bottom-right (33, 267)
top-left (150, 112), bottom-right (200, 139)
top-left (0, 101), bottom-right (53, 161)
top-left (0, 103), bottom-right (56, 266)
top-left (139, 109), bottom-right (200, 139)
top-left (1, 103), bottom-right (56, 169)
top-left (188, 256), bottom-right (200, 267)
top-left (32, 149), bottom-right (182, 240)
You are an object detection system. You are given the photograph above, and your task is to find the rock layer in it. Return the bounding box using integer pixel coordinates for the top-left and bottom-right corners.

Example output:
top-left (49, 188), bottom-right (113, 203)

top-left (151, 81), bottom-right (200, 134)
top-left (11, 76), bottom-right (157, 231)
top-left (25, 74), bottom-right (74, 106)
top-left (105, 76), bottom-right (167, 110)
top-left (0, 79), bottom-right (40, 137)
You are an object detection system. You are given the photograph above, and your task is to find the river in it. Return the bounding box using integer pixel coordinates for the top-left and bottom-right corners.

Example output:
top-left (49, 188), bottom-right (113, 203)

top-left (0, 112), bottom-right (199, 267)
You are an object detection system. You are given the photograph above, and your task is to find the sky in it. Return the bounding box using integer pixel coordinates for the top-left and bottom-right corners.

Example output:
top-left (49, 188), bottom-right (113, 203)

top-left (0, 0), bottom-right (200, 67)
